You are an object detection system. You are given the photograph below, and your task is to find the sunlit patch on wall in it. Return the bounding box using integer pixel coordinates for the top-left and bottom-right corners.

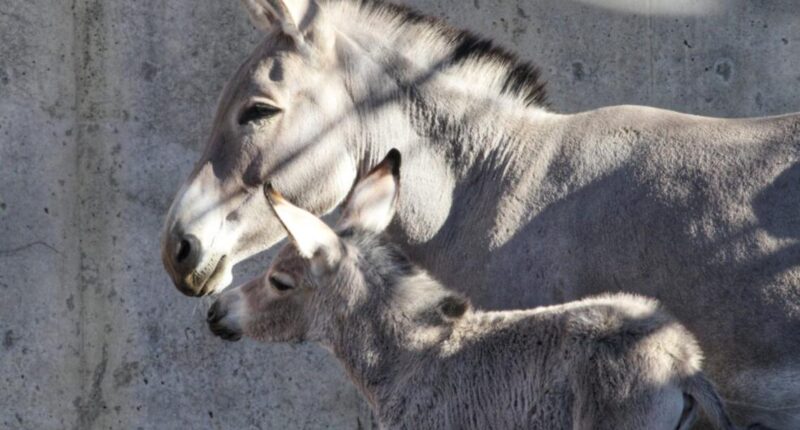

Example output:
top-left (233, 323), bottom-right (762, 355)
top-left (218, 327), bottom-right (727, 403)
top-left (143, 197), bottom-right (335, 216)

top-left (570, 0), bottom-right (722, 16)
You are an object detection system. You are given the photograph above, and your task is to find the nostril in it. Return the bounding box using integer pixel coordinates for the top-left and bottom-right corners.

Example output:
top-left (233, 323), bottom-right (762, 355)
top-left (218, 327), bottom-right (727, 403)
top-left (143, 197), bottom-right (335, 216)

top-left (207, 301), bottom-right (222, 323)
top-left (175, 239), bottom-right (191, 263)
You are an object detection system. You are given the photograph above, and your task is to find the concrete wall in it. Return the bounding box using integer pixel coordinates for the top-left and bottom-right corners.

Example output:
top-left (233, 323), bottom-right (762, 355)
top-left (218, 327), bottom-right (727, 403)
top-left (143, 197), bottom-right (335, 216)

top-left (1, 0), bottom-right (798, 428)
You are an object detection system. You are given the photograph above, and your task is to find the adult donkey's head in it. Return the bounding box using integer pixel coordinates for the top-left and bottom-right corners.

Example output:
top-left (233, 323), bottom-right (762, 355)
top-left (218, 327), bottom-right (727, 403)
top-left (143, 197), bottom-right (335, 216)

top-left (162, 0), bottom-right (358, 296)
top-left (162, 0), bottom-right (547, 296)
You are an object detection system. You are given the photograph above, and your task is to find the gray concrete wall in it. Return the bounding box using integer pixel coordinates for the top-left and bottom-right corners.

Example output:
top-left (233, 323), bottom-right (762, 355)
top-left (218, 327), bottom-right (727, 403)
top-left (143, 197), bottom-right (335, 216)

top-left (1, 0), bottom-right (798, 428)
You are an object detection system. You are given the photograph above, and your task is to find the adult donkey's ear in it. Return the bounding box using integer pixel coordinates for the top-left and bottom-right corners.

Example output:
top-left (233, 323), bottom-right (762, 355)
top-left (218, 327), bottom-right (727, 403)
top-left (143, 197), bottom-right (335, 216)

top-left (265, 184), bottom-right (341, 273)
top-left (240, 0), bottom-right (329, 53)
top-left (339, 149), bottom-right (401, 233)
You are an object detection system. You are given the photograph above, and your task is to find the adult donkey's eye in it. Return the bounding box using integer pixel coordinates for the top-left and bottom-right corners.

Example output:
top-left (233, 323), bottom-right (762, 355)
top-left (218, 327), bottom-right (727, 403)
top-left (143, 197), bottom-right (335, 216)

top-left (269, 274), bottom-right (295, 291)
top-left (239, 103), bottom-right (281, 125)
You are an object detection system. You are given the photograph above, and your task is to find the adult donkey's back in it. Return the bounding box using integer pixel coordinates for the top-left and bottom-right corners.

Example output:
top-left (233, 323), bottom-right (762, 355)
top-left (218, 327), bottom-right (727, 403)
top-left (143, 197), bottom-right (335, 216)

top-left (161, 1), bottom-right (800, 427)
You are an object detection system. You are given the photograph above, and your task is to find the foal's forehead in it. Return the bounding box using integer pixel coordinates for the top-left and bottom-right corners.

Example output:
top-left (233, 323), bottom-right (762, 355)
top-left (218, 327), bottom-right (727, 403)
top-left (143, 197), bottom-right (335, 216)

top-left (268, 227), bottom-right (409, 277)
top-left (342, 230), bottom-right (410, 266)
top-left (271, 243), bottom-right (308, 272)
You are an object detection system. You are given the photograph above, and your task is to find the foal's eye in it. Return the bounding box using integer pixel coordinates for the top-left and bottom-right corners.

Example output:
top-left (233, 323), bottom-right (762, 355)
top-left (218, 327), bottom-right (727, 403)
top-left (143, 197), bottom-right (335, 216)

top-left (239, 103), bottom-right (281, 125)
top-left (269, 274), bottom-right (294, 291)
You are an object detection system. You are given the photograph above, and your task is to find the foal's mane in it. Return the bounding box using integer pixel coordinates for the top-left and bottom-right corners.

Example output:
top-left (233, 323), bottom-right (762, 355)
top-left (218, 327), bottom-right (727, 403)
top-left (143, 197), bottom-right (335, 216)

top-left (323, 0), bottom-right (548, 109)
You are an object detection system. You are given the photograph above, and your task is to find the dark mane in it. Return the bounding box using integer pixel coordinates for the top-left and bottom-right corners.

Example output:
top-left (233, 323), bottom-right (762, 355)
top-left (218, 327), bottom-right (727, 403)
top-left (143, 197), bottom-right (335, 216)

top-left (450, 32), bottom-right (548, 108)
top-left (332, 0), bottom-right (548, 108)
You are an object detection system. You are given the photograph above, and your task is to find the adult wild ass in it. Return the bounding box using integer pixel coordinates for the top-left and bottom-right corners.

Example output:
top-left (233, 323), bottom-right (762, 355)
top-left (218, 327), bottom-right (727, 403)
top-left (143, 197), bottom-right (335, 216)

top-left (207, 151), bottom-right (735, 430)
top-left (162, 0), bottom-right (800, 427)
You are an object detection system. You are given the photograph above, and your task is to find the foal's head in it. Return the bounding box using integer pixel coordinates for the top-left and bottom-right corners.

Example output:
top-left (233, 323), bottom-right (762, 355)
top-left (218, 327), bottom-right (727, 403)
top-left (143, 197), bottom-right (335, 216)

top-left (207, 149), bottom-right (469, 344)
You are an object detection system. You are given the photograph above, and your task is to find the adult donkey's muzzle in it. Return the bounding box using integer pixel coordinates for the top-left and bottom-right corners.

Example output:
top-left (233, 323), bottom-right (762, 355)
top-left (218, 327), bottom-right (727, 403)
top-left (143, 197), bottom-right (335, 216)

top-left (162, 229), bottom-right (208, 296)
top-left (161, 162), bottom-right (237, 297)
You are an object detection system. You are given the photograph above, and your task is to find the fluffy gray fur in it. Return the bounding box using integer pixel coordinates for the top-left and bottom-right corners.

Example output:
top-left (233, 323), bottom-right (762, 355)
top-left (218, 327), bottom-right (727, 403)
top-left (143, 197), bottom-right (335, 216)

top-left (208, 162), bottom-right (735, 429)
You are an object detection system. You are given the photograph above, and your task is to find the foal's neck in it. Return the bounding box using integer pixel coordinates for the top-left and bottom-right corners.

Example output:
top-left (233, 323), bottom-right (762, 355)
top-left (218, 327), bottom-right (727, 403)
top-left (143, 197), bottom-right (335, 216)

top-left (323, 265), bottom-right (450, 414)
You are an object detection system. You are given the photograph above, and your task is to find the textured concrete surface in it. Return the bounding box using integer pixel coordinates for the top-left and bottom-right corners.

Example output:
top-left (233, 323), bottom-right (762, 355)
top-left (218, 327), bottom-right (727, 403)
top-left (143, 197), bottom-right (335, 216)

top-left (1, 0), bottom-right (798, 428)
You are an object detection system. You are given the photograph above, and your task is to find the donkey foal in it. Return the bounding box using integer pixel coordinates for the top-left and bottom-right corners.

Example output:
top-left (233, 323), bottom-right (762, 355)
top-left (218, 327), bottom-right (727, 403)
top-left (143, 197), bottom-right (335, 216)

top-left (208, 150), bottom-right (734, 429)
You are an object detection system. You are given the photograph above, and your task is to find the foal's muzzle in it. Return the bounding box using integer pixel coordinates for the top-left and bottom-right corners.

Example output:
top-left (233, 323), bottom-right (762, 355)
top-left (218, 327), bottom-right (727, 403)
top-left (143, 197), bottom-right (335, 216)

top-left (207, 300), bottom-right (242, 341)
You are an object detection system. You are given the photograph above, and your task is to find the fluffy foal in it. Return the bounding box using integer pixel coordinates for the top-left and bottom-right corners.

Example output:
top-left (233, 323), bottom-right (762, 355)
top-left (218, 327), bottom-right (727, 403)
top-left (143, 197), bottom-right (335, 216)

top-left (208, 150), bottom-right (734, 430)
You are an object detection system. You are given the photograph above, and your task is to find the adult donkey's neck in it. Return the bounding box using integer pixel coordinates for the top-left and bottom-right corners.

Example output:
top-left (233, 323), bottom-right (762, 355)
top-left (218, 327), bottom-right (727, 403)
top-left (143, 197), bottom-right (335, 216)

top-left (329, 3), bottom-right (560, 291)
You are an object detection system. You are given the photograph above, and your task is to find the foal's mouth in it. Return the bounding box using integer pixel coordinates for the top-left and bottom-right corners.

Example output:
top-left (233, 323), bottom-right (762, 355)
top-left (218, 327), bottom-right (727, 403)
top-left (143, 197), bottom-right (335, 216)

top-left (191, 255), bottom-right (228, 297)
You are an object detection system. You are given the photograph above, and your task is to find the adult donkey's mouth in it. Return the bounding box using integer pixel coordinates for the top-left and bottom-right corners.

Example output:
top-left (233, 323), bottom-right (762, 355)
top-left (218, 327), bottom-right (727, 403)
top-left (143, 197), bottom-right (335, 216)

top-left (183, 255), bottom-right (229, 297)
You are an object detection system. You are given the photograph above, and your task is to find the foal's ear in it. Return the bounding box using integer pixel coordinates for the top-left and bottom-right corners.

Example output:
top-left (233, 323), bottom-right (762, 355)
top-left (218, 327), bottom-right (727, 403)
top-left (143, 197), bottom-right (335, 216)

top-left (240, 0), bottom-right (328, 52)
top-left (339, 149), bottom-right (401, 234)
top-left (265, 184), bottom-right (341, 271)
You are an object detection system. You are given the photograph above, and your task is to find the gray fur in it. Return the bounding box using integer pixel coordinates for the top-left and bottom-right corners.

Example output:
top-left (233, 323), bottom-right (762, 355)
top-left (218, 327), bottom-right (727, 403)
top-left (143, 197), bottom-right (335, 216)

top-left (208, 192), bottom-right (735, 429)
top-left (163, 1), bottom-right (800, 427)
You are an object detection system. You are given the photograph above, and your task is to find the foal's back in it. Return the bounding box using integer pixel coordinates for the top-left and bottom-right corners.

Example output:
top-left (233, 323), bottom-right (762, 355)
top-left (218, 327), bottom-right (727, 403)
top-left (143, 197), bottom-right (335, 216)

top-left (393, 293), bottom-right (718, 429)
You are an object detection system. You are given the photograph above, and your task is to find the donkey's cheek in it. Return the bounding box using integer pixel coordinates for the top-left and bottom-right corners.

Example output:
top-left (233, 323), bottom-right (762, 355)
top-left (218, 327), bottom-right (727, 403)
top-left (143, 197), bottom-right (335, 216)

top-left (243, 315), bottom-right (280, 342)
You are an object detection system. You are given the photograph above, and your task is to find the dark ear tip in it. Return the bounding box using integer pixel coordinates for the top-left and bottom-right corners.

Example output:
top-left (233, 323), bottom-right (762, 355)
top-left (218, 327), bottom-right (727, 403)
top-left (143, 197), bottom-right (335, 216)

top-left (440, 295), bottom-right (469, 319)
top-left (385, 148), bottom-right (401, 177)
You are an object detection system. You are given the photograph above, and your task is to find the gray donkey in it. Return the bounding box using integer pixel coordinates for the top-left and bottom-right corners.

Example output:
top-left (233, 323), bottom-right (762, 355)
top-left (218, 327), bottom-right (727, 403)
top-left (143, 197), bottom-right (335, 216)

top-left (207, 150), bottom-right (734, 430)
